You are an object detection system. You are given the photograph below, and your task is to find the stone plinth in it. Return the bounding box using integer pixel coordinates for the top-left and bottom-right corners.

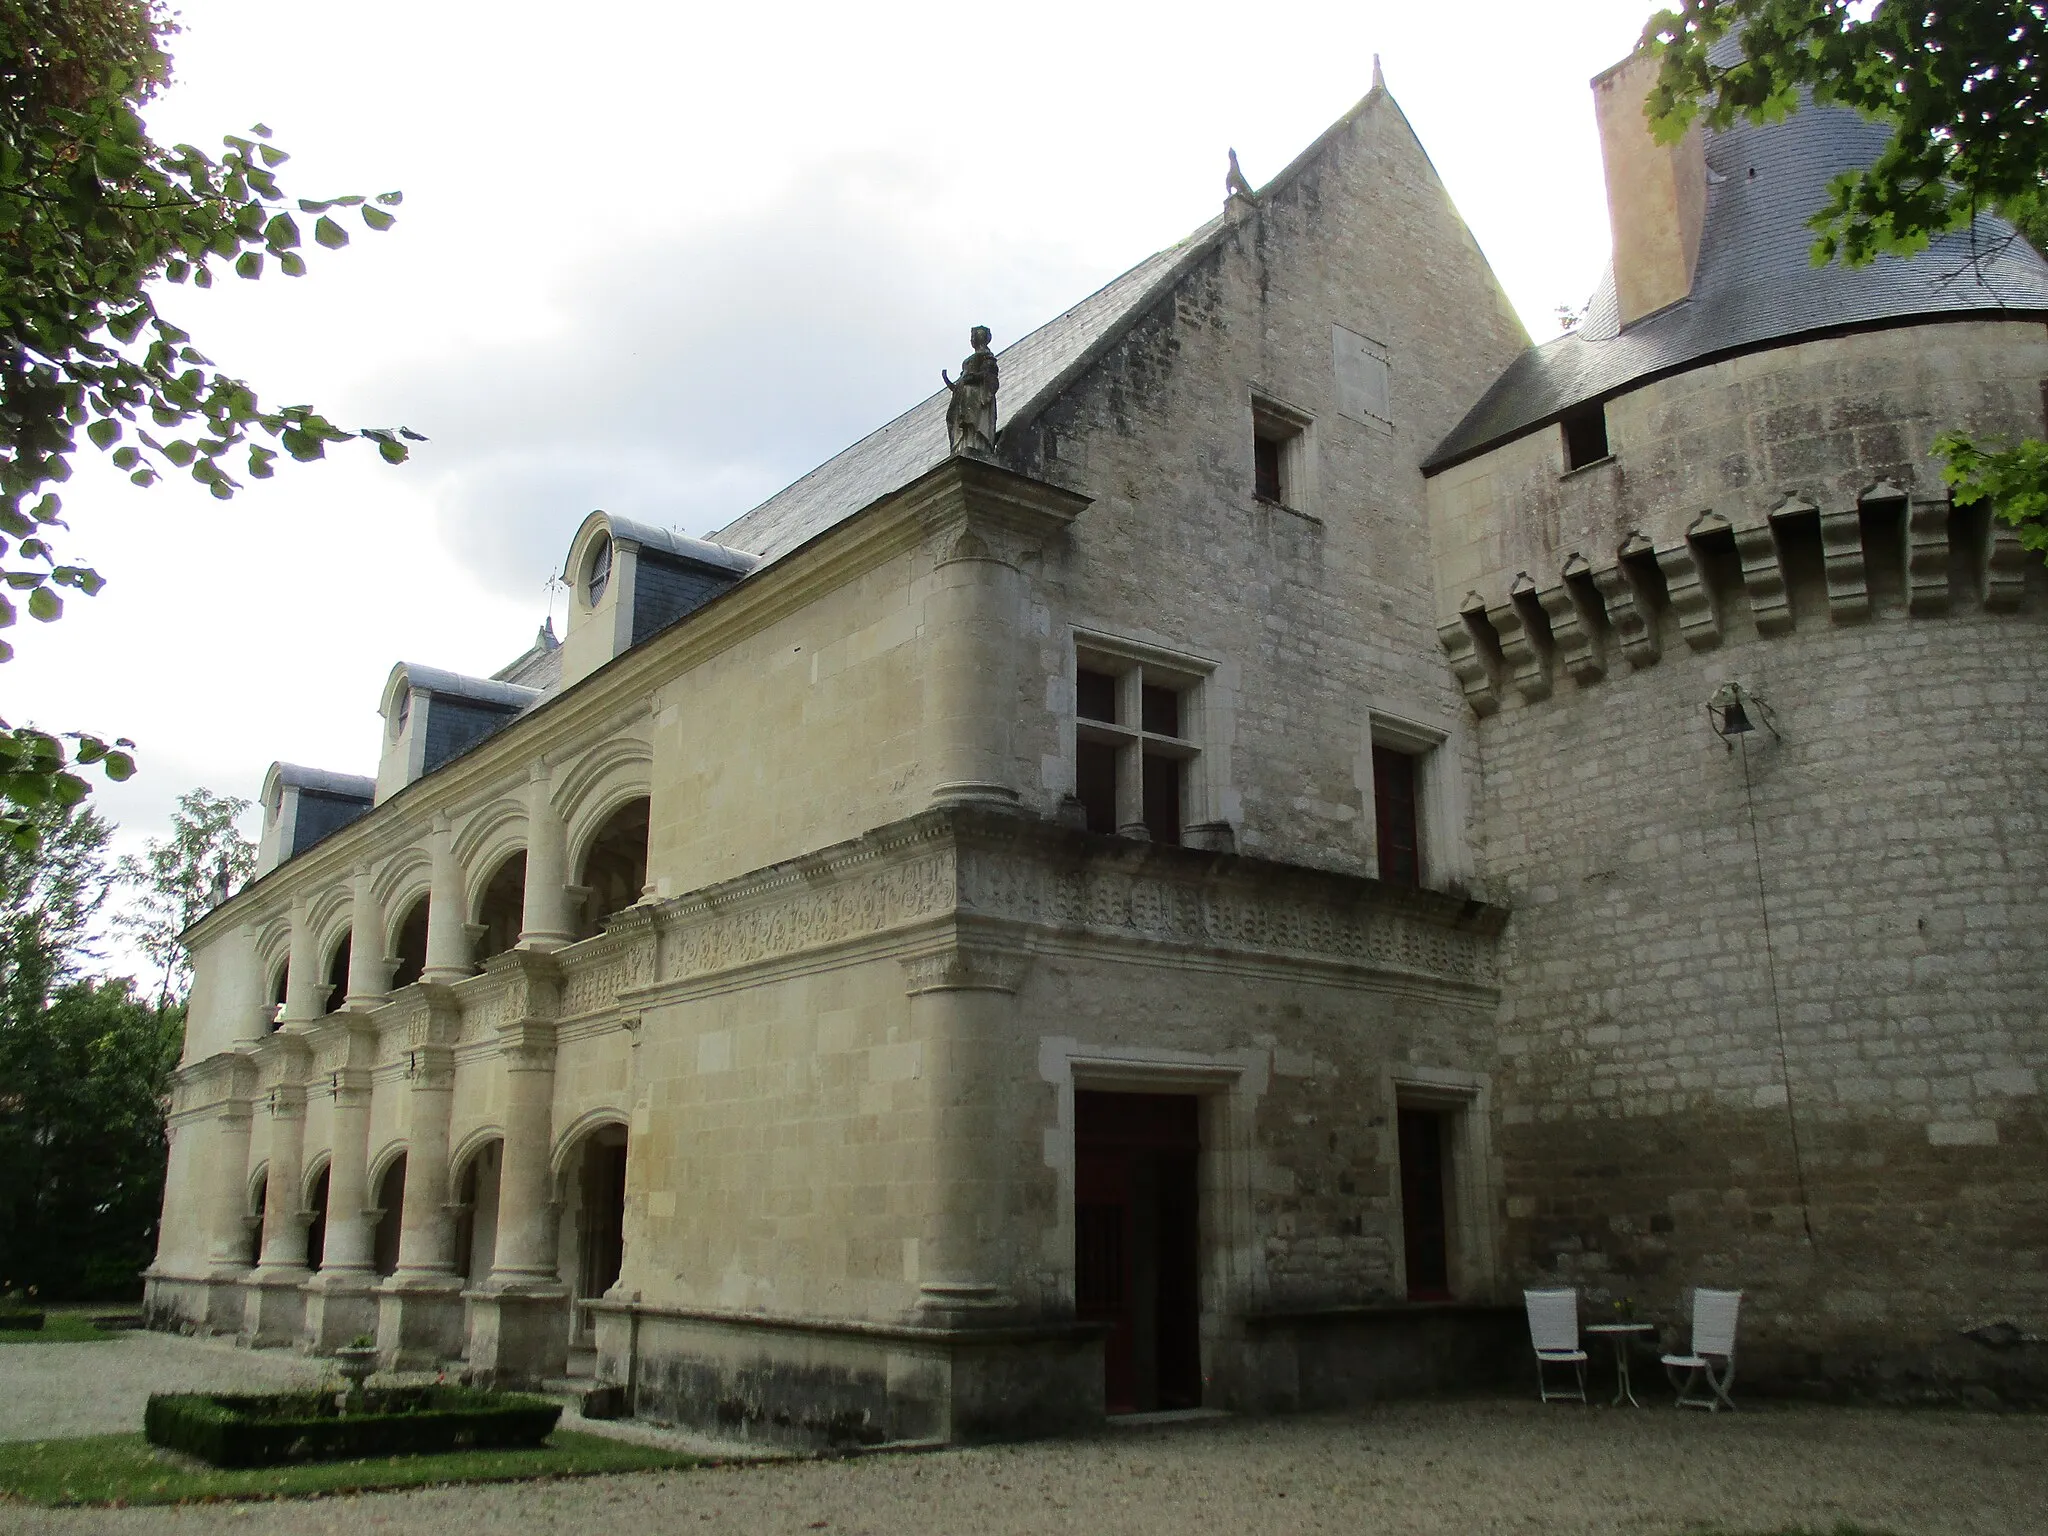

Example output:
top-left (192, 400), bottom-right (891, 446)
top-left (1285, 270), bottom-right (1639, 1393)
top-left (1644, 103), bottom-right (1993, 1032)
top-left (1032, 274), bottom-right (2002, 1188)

top-left (375, 1275), bottom-right (466, 1370)
top-left (239, 1267), bottom-right (309, 1347)
top-left (301, 1270), bottom-right (382, 1354)
top-left (463, 1285), bottom-right (573, 1388)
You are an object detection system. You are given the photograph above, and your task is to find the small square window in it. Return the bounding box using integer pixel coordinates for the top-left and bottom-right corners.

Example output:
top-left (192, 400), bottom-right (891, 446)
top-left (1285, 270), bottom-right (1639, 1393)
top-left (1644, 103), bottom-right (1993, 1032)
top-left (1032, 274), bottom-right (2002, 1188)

top-left (1562, 403), bottom-right (1610, 471)
top-left (1250, 396), bottom-right (1313, 511)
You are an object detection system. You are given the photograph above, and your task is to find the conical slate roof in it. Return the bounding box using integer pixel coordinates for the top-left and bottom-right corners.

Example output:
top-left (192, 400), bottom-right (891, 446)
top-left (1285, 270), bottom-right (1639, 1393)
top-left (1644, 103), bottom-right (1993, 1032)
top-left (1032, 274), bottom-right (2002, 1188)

top-left (1425, 99), bottom-right (2048, 473)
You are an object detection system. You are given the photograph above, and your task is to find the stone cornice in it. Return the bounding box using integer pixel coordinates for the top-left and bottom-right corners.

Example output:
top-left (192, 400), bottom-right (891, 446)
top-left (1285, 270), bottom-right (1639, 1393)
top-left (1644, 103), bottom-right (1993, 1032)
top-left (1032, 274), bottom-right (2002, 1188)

top-left (186, 458), bottom-right (1091, 946)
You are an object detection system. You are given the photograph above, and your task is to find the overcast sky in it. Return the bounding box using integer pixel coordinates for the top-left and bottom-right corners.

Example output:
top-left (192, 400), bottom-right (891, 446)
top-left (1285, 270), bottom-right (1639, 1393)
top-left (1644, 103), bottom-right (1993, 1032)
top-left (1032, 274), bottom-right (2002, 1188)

top-left (14, 0), bottom-right (1657, 970)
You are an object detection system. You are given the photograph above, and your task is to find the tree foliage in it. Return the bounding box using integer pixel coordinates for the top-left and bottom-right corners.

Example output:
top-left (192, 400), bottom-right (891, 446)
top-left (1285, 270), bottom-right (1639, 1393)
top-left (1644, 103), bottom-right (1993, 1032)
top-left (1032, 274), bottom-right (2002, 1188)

top-left (114, 786), bottom-right (253, 1009)
top-left (1, 0), bottom-right (419, 850)
top-left (0, 795), bottom-right (182, 1299)
top-left (1641, 1), bottom-right (2048, 555)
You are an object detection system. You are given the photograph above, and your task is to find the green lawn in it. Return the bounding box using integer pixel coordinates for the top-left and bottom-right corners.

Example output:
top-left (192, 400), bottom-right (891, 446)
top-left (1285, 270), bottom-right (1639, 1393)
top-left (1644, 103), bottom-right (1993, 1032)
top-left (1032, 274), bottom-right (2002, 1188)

top-left (0, 1314), bottom-right (126, 1344)
top-left (0, 1430), bottom-right (698, 1506)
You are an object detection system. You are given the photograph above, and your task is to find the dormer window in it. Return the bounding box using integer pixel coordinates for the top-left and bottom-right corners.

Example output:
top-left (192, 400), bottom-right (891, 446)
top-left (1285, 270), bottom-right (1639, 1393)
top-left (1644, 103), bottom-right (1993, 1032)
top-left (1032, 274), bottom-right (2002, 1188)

top-left (585, 533), bottom-right (614, 607)
top-left (390, 691), bottom-right (410, 740)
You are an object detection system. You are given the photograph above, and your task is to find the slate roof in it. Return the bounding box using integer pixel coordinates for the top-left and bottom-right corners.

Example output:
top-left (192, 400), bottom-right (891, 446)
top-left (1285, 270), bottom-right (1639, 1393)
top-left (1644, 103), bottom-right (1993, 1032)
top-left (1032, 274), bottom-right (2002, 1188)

top-left (711, 234), bottom-right (1211, 563)
top-left (1424, 100), bottom-right (2048, 473)
top-left (271, 763), bottom-right (374, 802)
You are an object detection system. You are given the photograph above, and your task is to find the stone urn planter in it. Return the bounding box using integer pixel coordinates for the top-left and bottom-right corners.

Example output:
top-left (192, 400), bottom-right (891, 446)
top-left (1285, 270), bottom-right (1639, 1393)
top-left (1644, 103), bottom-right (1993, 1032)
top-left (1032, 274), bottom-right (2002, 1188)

top-left (334, 1344), bottom-right (380, 1411)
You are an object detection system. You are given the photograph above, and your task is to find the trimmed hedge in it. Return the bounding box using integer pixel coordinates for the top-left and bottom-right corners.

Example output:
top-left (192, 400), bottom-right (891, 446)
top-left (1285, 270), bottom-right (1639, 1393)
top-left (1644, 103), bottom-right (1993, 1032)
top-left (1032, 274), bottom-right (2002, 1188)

top-left (144, 1387), bottom-right (562, 1468)
top-left (0, 1312), bottom-right (44, 1331)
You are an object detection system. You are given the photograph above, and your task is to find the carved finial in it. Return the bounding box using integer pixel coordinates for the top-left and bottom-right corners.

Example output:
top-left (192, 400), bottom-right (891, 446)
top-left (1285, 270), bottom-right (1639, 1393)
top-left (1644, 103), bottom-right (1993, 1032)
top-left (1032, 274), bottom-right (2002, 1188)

top-left (941, 325), bottom-right (999, 458)
top-left (1372, 53), bottom-right (1384, 91)
top-left (1225, 148), bottom-right (1255, 203)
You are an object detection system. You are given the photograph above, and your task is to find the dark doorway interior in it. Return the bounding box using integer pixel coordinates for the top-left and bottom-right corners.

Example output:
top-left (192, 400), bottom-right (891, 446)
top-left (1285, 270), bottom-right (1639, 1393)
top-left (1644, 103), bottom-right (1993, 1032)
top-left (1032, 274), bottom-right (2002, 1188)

top-left (1075, 1091), bottom-right (1202, 1413)
top-left (372, 1156), bottom-right (407, 1277)
top-left (579, 1136), bottom-right (629, 1302)
top-left (305, 1165), bottom-right (329, 1271)
top-left (1398, 1106), bottom-right (1452, 1299)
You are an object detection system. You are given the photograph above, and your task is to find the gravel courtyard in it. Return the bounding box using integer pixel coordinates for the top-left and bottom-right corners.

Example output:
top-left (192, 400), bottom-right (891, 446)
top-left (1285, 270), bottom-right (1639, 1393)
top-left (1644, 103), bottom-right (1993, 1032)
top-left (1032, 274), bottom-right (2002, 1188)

top-left (2, 1333), bottom-right (2042, 1535)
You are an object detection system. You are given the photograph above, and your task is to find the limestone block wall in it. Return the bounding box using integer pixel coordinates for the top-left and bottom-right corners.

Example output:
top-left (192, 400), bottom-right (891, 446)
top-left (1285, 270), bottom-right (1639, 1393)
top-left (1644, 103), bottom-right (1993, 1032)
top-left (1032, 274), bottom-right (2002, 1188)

top-left (1008, 86), bottom-right (1528, 885)
top-left (1467, 520), bottom-right (2048, 1399)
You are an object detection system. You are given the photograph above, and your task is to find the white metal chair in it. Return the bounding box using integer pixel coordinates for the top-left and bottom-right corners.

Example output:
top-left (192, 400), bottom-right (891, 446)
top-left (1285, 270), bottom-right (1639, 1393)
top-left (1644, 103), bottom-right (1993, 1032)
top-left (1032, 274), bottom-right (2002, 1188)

top-left (1523, 1287), bottom-right (1587, 1403)
top-left (1662, 1288), bottom-right (1742, 1410)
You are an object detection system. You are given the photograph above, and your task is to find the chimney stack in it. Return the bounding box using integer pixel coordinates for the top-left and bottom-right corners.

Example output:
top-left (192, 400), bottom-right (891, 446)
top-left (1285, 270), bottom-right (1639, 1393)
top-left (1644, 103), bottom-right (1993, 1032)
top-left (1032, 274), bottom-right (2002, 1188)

top-left (1592, 51), bottom-right (1707, 328)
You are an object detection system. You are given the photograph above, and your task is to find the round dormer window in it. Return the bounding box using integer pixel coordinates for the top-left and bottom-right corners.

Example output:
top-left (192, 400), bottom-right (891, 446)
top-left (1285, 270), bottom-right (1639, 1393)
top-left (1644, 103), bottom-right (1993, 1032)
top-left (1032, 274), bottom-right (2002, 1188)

top-left (585, 533), bottom-right (614, 608)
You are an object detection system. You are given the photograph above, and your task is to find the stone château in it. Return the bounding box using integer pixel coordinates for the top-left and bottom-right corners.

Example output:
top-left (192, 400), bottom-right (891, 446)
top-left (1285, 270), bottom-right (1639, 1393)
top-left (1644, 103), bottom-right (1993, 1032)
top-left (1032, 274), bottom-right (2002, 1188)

top-left (145, 50), bottom-right (2048, 1437)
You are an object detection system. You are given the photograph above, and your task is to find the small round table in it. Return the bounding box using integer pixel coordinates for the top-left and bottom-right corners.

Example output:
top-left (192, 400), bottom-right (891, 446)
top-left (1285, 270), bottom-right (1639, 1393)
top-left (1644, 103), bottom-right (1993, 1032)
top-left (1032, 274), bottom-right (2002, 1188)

top-left (1584, 1322), bottom-right (1656, 1407)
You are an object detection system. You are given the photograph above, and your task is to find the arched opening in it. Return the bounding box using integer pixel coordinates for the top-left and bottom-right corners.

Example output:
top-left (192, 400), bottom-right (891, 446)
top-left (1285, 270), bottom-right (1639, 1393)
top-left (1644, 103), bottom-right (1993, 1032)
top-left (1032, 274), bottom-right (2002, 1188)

top-left (324, 932), bottom-right (351, 1013)
top-left (557, 1122), bottom-right (629, 1346)
top-left (372, 1155), bottom-right (407, 1277)
top-left (453, 1139), bottom-right (503, 1282)
top-left (246, 1170), bottom-right (268, 1266)
top-left (305, 1164), bottom-right (330, 1270)
top-left (577, 798), bottom-right (649, 938)
top-left (268, 963), bottom-right (288, 1030)
top-left (388, 896), bottom-right (429, 991)
top-left (473, 853), bottom-right (526, 964)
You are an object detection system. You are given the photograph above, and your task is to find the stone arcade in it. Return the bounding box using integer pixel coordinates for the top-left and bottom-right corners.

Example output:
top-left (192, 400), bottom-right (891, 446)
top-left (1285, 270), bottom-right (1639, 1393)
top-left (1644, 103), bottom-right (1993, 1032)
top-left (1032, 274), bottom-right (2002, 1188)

top-left (146, 54), bottom-right (2048, 1438)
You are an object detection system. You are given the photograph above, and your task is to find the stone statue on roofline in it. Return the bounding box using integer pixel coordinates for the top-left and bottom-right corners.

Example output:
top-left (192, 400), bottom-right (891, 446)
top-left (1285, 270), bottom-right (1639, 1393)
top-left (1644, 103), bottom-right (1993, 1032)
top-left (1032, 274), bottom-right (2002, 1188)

top-left (942, 325), bottom-right (999, 457)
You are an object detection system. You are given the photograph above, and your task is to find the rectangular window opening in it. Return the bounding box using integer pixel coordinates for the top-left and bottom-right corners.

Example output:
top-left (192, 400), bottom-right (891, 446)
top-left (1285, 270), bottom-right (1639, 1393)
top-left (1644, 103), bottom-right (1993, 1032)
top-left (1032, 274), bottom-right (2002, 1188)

top-left (1373, 744), bottom-right (1422, 888)
top-left (1077, 667), bottom-right (1119, 725)
top-left (1561, 403), bottom-right (1610, 471)
top-left (1397, 1106), bottom-right (1453, 1301)
top-left (1076, 739), bottom-right (1119, 835)
top-left (1253, 434), bottom-right (1284, 503)
top-left (1142, 752), bottom-right (1182, 847)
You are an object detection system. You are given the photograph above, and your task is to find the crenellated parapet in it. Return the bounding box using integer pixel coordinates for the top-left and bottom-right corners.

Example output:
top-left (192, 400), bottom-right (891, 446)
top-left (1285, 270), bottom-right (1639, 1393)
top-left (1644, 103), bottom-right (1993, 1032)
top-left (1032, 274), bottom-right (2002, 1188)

top-left (1436, 486), bottom-right (2037, 715)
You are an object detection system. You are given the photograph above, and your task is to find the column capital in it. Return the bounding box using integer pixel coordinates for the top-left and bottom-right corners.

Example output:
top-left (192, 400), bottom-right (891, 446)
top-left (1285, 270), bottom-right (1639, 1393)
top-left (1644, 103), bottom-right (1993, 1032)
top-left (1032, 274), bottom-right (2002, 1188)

top-left (496, 1018), bottom-right (559, 1072)
top-left (250, 1028), bottom-right (313, 1087)
top-left (901, 940), bottom-right (1031, 996)
top-left (481, 947), bottom-right (565, 1019)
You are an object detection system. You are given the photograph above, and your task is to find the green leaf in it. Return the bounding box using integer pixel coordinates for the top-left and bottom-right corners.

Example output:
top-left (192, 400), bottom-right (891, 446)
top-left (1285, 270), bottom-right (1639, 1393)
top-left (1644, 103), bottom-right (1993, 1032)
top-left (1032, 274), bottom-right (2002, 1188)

top-left (235, 251), bottom-right (265, 280)
top-left (361, 206), bottom-right (396, 232)
top-left (376, 191), bottom-right (403, 205)
top-left (314, 215), bottom-right (349, 249)
top-left (279, 251), bottom-right (307, 277)
top-left (265, 212), bottom-right (300, 250)
top-left (87, 419), bottom-right (121, 449)
top-left (103, 751), bottom-right (137, 781)
top-left (28, 587), bottom-right (62, 622)
top-left (376, 437), bottom-right (408, 465)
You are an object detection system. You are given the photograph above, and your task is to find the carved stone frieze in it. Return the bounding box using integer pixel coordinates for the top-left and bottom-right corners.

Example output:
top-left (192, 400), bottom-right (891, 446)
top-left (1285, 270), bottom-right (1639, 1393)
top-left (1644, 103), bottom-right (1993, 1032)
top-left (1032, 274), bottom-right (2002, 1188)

top-left (658, 849), bottom-right (956, 986)
top-left (955, 845), bottom-right (1497, 986)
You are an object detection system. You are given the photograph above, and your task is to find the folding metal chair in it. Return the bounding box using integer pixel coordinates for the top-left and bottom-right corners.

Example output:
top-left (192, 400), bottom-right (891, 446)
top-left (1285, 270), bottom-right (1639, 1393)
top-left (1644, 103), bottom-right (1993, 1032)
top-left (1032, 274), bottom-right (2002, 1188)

top-left (1523, 1287), bottom-right (1588, 1404)
top-left (1662, 1287), bottom-right (1742, 1410)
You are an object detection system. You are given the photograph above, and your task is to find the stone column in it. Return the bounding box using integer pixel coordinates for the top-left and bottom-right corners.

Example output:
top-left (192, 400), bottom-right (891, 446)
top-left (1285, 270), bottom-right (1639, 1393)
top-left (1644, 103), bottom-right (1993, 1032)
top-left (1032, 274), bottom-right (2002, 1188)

top-left (422, 814), bottom-right (473, 984)
top-left (901, 942), bottom-right (1030, 1325)
top-left (242, 1029), bottom-right (312, 1346)
top-left (466, 952), bottom-right (569, 1388)
top-left (198, 1057), bottom-right (259, 1332)
top-left (376, 990), bottom-right (466, 1368)
top-left (518, 764), bottom-right (576, 951)
top-left (923, 528), bottom-right (1027, 811)
top-left (283, 894), bottom-right (327, 1021)
top-left (301, 1016), bottom-right (380, 1352)
top-left (345, 863), bottom-right (393, 1008)
top-left (221, 924), bottom-right (271, 1044)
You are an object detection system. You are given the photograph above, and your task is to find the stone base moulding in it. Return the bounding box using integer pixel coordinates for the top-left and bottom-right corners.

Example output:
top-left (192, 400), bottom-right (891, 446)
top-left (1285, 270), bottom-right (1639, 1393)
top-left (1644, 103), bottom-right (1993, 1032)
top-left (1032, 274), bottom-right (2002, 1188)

top-left (300, 1272), bottom-right (382, 1355)
top-left (464, 1286), bottom-right (574, 1389)
top-left (587, 1299), bottom-right (1108, 1448)
top-left (375, 1276), bottom-right (467, 1371)
top-left (141, 1270), bottom-right (251, 1337)
top-left (238, 1268), bottom-right (310, 1348)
